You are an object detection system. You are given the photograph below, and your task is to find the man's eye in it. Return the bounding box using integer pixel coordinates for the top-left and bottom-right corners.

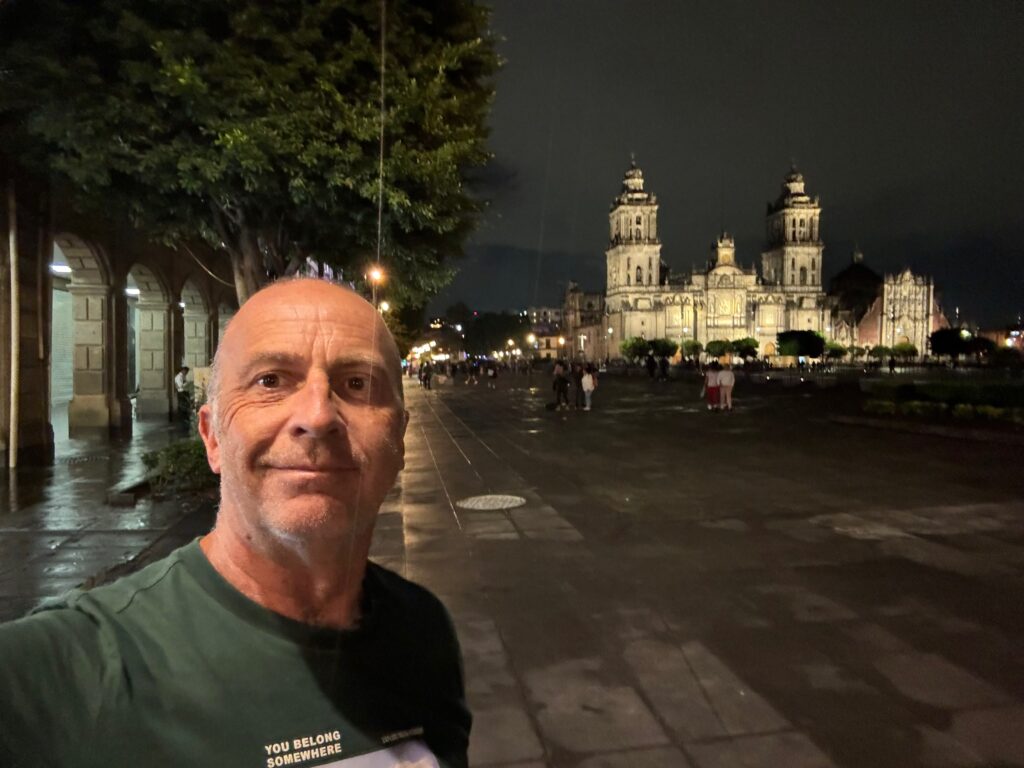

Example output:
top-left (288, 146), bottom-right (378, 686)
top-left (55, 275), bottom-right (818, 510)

top-left (256, 373), bottom-right (280, 388)
top-left (347, 376), bottom-right (366, 391)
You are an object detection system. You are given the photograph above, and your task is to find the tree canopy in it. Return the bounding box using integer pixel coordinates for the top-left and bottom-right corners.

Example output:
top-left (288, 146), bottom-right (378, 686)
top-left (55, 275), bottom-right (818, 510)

top-left (0, 0), bottom-right (498, 306)
top-left (704, 339), bottom-right (733, 358)
top-left (731, 337), bottom-right (758, 358)
top-left (892, 342), bottom-right (918, 359)
top-left (649, 338), bottom-right (679, 358)
top-left (681, 339), bottom-right (703, 358)
top-left (777, 330), bottom-right (825, 358)
top-left (824, 341), bottom-right (847, 360)
top-left (620, 337), bottom-right (650, 362)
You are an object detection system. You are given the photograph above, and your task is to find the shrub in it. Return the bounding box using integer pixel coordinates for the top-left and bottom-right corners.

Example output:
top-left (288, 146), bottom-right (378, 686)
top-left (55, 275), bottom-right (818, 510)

top-left (864, 400), bottom-right (897, 416)
top-left (974, 405), bottom-right (1006, 420)
top-left (142, 439), bottom-right (217, 493)
top-left (951, 404), bottom-right (975, 419)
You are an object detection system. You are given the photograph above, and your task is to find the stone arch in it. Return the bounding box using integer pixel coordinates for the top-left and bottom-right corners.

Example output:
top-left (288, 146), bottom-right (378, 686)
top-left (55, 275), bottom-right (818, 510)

top-left (127, 262), bottom-right (173, 417)
top-left (54, 233), bottom-right (120, 432)
top-left (763, 342), bottom-right (777, 356)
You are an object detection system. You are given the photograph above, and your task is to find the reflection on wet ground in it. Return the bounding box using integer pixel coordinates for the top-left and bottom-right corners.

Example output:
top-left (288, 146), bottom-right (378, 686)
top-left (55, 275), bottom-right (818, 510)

top-left (0, 414), bottom-right (195, 619)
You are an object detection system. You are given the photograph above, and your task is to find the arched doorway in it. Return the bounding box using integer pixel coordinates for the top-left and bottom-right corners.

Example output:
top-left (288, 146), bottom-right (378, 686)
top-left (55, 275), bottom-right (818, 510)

top-left (56, 233), bottom-right (120, 433)
top-left (180, 277), bottom-right (212, 371)
top-left (128, 263), bottom-right (172, 418)
top-left (763, 342), bottom-right (777, 357)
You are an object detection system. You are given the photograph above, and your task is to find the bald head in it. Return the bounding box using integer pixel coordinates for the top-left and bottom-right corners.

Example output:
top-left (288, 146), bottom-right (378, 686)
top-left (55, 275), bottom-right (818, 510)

top-left (208, 279), bottom-right (403, 419)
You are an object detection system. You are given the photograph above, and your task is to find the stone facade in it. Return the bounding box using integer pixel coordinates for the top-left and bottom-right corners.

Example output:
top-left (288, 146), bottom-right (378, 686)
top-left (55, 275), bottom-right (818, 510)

top-left (603, 164), bottom-right (827, 359)
top-left (594, 162), bottom-right (944, 360)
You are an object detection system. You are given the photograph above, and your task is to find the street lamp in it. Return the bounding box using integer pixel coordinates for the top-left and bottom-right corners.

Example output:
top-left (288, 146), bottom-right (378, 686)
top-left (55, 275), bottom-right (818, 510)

top-left (368, 266), bottom-right (385, 306)
top-left (526, 333), bottom-right (536, 345)
top-left (379, 301), bottom-right (390, 313)
top-left (558, 336), bottom-right (566, 347)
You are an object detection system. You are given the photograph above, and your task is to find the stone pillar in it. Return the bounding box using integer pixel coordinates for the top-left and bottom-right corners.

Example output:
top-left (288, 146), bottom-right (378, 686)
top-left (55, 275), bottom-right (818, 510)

top-left (67, 285), bottom-right (113, 431)
top-left (183, 308), bottom-right (210, 370)
top-left (107, 285), bottom-right (132, 435)
top-left (135, 300), bottom-right (171, 417)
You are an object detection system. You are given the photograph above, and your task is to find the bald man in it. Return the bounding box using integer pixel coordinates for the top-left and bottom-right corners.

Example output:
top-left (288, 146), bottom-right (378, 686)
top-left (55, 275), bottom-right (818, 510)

top-left (0, 280), bottom-right (471, 768)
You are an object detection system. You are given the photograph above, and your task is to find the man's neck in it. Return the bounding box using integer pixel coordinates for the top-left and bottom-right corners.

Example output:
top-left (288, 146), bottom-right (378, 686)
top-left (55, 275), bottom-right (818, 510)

top-left (200, 518), bottom-right (370, 630)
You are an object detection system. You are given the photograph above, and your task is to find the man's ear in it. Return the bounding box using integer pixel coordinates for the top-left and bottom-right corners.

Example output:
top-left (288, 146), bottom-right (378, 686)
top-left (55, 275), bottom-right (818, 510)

top-left (197, 404), bottom-right (222, 474)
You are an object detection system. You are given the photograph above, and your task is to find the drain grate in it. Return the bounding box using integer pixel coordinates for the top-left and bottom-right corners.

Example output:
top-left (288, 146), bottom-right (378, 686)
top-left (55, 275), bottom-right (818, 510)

top-left (455, 494), bottom-right (527, 511)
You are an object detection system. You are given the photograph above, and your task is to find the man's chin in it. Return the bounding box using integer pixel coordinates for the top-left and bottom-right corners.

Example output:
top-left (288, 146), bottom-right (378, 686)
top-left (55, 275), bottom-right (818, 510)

top-left (260, 499), bottom-right (374, 542)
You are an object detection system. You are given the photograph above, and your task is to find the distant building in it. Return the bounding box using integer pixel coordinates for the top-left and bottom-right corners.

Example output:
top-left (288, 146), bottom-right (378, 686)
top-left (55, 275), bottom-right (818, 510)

top-left (572, 160), bottom-right (945, 360)
top-left (527, 306), bottom-right (563, 326)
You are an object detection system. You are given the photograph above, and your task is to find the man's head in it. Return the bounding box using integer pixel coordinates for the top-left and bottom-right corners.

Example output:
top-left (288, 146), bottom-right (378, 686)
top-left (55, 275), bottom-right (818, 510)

top-left (197, 279), bottom-right (408, 549)
top-left (179, 366), bottom-right (190, 374)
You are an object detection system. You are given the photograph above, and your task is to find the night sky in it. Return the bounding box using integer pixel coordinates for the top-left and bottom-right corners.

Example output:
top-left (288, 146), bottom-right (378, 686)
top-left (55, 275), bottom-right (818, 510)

top-left (430, 0), bottom-right (1024, 328)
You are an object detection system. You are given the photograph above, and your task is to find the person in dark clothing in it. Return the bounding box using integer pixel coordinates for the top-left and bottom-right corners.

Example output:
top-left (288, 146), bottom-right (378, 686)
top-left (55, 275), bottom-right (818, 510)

top-left (645, 353), bottom-right (657, 378)
top-left (572, 363), bottom-right (585, 409)
top-left (421, 361), bottom-right (433, 390)
top-left (553, 361), bottom-right (570, 410)
top-left (657, 356), bottom-right (670, 381)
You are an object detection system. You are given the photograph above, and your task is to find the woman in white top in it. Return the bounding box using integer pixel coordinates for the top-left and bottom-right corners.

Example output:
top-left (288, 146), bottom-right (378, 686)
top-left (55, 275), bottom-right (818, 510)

top-left (581, 364), bottom-right (597, 411)
top-left (702, 363), bottom-right (721, 411)
top-left (718, 364), bottom-right (736, 411)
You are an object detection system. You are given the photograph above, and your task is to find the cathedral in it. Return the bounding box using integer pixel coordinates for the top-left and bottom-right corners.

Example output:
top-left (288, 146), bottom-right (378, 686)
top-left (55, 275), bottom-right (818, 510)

top-left (588, 161), bottom-right (946, 359)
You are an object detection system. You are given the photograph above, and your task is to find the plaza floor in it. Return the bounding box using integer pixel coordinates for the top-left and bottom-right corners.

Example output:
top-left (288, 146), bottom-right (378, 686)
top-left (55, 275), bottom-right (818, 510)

top-left (3, 374), bottom-right (1024, 767)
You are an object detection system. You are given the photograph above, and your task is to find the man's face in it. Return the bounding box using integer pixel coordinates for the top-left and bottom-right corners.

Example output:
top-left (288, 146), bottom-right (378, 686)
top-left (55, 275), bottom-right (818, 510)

top-left (198, 281), bottom-right (407, 545)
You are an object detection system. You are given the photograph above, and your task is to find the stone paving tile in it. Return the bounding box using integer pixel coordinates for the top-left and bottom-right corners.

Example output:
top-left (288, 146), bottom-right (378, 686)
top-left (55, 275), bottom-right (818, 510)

top-left (872, 652), bottom-right (1013, 710)
top-left (622, 637), bottom-right (727, 742)
top-left (524, 657), bottom-right (669, 754)
top-left (573, 746), bottom-right (693, 767)
top-left (469, 707), bottom-right (545, 767)
top-left (949, 705), bottom-right (1024, 765)
top-left (685, 731), bottom-right (838, 768)
top-left (679, 641), bottom-right (790, 737)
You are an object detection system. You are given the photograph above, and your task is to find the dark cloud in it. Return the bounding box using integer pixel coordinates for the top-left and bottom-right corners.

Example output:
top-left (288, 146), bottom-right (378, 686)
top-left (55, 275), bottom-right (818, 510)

top-left (437, 0), bottom-right (1024, 326)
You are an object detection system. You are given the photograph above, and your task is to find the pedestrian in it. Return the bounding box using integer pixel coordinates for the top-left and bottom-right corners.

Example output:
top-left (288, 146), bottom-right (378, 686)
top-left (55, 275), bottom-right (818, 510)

top-left (718, 362), bottom-right (736, 411)
top-left (486, 363), bottom-right (498, 389)
top-left (173, 365), bottom-right (191, 423)
top-left (0, 279), bottom-right (470, 766)
top-left (553, 360), bottom-right (570, 410)
top-left (421, 360), bottom-right (433, 390)
top-left (645, 352), bottom-right (657, 378)
top-left (888, 355), bottom-right (896, 375)
top-left (572, 363), bottom-right (585, 409)
top-left (581, 363), bottom-right (597, 411)
top-left (467, 359), bottom-right (480, 385)
top-left (701, 361), bottom-right (721, 410)
top-left (658, 355), bottom-right (669, 381)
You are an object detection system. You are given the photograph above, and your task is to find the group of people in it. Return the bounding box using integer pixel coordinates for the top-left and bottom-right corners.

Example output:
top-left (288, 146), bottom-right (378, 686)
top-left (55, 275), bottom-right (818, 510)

top-left (552, 361), bottom-right (598, 411)
top-left (700, 361), bottom-right (736, 411)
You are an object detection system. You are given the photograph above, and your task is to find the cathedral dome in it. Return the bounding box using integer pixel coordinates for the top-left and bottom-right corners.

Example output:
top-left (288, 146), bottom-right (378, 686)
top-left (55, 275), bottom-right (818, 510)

top-left (829, 251), bottom-right (882, 320)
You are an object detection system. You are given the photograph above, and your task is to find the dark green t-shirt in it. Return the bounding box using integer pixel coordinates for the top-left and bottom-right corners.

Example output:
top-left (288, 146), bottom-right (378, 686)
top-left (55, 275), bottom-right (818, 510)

top-left (0, 541), bottom-right (470, 768)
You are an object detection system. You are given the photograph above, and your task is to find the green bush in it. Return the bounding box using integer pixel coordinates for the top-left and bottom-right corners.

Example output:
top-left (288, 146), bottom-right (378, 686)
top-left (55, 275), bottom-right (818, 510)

top-left (974, 405), bottom-right (1006, 420)
top-left (898, 400), bottom-right (946, 417)
top-left (864, 400), bottom-right (897, 415)
top-left (951, 404), bottom-right (975, 419)
top-left (143, 438), bottom-right (218, 493)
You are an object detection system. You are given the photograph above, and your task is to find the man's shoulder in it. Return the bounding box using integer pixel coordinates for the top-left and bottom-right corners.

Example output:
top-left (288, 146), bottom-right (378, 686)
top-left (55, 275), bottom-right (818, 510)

top-left (367, 561), bottom-right (448, 617)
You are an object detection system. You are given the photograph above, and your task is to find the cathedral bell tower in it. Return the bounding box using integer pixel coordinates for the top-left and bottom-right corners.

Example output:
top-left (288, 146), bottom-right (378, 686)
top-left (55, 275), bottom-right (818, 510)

top-left (606, 158), bottom-right (662, 293)
top-left (761, 168), bottom-right (823, 290)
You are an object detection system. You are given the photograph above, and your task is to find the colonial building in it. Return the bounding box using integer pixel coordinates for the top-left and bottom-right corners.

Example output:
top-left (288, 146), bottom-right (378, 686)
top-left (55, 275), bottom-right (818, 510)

top-left (576, 161), bottom-right (944, 360)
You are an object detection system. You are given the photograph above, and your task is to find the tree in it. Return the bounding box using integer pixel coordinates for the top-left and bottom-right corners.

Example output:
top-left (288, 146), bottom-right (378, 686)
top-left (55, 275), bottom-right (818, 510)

top-left (868, 345), bottom-right (891, 360)
top-left (649, 338), bottom-right (679, 358)
top-left (705, 339), bottom-right (733, 358)
top-left (682, 340), bottom-right (703, 359)
top-left (620, 337), bottom-right (651, 362)
top-left (0, 0), bottom-right (498, 306)
top-left (731, 337), bottom-right (758, 358)
top-left (464, 312), bottom-right (528, 355)
top-left (848, 345), bottom-right (867, 359)
top-left (929, 328), bottom-right (967, 358)
top-left (825, 341), bottom-right (847, 360)
top-left (892, 342), bottom-right (918, 359)
top-left (964, 335), bottom-right (996, 358)
top-left (776, 330), bottom-right (825, 358)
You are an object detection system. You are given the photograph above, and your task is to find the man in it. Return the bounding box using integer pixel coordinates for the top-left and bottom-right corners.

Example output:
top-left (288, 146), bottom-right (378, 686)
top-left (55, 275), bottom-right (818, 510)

top-left (174, 364), bottom-right (191, 421)
top-left (718, 362), bottom-right (736, 411)
top-left (0, 279), bottom-right (471, 767)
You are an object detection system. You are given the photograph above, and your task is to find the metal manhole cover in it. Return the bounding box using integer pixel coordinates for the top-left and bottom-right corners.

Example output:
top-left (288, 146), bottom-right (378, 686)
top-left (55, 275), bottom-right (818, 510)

top-left (456, 494), bottom-right (527, 511)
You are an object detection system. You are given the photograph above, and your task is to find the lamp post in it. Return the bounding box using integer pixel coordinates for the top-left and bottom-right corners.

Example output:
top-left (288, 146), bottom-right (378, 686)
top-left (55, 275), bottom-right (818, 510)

top-left (368, 266), bottom-right (384, 307)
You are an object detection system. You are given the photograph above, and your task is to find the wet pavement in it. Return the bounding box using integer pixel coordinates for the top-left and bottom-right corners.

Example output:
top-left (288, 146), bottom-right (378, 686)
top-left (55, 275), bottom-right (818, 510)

top-left (0, 412), bottom-right (201, 620)
top-left (3, 375), bottom-right (1024, 767)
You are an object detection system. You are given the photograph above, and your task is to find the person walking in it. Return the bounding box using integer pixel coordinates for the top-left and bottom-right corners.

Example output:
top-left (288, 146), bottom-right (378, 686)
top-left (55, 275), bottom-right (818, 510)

top-left (581, 363), bottom-right (597, 411)
top-left (421, 360), bottom-right (433, 391)
top-left (718, 362), bottom-right (736, 411)
top-left (173, 366), bottom-right (191, 425)
top-left (657, 355), bottom-right (670, 381)
top-left (572, 363), bottom-right (585, 409)
top-left (486, 362), bottom-right (498, 389)
top-left (553, 360), bottom-right (570, 410)
top-left (645, 352), bottom-right (657, 379)
top-left (701, 361), bottom-right (721, 411)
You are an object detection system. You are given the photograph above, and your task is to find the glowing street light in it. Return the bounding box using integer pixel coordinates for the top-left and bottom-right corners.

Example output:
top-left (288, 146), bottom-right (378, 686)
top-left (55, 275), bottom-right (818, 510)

top-left (379, 301), bottom-right (390, 313)
top-left (367, 265), bottom-right (385, 306)
top-left (526, 333), bottom-right (536, 345)
top-left (506, 338), bottom-right (514, 347)
top-left (558, 336), bottom-right (566, 347)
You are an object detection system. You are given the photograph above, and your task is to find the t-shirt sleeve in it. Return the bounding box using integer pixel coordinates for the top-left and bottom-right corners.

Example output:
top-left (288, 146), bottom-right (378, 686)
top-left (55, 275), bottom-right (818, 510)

top-left (0, 607), bottom-right (115, 765)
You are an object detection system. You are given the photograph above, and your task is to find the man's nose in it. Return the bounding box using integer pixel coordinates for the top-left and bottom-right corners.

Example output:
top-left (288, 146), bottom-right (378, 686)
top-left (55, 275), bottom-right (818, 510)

top-left (290, 373), bottom-right (345, 438)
